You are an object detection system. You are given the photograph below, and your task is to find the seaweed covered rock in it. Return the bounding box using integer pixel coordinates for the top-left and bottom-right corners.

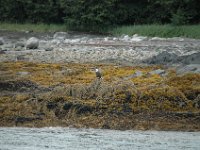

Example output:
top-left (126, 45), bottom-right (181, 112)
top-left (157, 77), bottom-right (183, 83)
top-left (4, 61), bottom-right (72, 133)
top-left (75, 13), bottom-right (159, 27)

top-left (0, 80), bottom-right (38, 92)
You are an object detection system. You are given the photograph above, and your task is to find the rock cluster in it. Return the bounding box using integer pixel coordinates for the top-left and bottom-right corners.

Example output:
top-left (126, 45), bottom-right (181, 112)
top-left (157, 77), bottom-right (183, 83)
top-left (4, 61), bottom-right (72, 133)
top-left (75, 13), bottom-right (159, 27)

top-left (0, 31), bottom-right (200, 74)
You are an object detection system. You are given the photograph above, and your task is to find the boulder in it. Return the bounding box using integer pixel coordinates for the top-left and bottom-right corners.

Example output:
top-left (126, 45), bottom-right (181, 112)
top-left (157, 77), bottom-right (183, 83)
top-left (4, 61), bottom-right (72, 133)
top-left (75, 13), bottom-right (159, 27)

top-left (26, 37), bottom-right (39, 49)
top-left (145, 51), bottom-right (178, 64)
top-left (0, 37), bottom-right (4, 45)
top-left (180, 52), bottom-right (200, 64)
top-left (177, 64), bottom-right (200, 74)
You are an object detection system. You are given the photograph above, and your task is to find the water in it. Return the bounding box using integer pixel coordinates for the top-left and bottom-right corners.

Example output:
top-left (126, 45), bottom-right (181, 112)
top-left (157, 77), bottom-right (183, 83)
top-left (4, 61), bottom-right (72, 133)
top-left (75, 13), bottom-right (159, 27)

top-left (0, 127), bottom-right (199, 150)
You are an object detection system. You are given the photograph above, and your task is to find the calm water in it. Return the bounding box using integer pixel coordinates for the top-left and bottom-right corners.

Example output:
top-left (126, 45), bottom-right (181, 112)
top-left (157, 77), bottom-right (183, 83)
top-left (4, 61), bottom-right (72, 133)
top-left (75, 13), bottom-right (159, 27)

top-left (0, 127), bottom-right (200, 150)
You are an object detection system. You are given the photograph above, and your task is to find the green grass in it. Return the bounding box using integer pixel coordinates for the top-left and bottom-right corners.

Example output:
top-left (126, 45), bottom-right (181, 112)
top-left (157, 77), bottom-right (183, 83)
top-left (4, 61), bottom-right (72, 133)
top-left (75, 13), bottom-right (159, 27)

top-left (111, 24), bottom-right (200, 39)
top-left (0, 22), bottom-right (68, 32)
top-left (1, 23), bottom-right (200, 39)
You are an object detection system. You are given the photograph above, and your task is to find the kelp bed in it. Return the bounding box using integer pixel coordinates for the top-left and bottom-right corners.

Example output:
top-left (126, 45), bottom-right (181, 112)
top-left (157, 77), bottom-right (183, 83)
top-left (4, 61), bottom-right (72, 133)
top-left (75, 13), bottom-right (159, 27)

top-left (0, 61), bottom-right (199, 131)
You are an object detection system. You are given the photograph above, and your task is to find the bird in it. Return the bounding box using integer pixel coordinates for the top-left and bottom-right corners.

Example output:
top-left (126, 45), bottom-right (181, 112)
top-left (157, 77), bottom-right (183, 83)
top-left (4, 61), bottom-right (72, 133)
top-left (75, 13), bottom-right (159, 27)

top-left (95, 68), bottom-right (102, 79)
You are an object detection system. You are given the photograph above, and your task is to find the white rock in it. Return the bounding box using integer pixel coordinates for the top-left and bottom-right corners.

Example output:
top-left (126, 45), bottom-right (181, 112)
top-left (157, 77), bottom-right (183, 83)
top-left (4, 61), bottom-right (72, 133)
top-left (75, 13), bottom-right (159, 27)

top-left (151, 37), bottom-right (166, 41)
top-left (122, 35), bottom-right (130, 41)
top-left (132, 34), bottom-right (138, 37)
top-left (26, 37), bottom-right (39, 49)
top-left (53, 32), bottom-right (69, 40)
top-left (71, 39), bottom-right (81, 44)
top-left (113, 37), bottom-right (118, 41)
top-left (104, 37), bottom-right (109, 42)
top-left (51, 39), bottom-right (61, 45)
top-left (130, 37), bottom-right (143, 42)
top-left (0, 37), bottom-right (4, 45)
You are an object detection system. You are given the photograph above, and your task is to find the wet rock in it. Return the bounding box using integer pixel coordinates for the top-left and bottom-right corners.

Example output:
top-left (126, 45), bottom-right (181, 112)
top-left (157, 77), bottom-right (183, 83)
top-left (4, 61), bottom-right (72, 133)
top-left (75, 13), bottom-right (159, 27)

top-left (15, 116), bottom-right (42, 126)
top-left (145, 51), bottom-right (178, 64)
top-left (0, 37), bottom-right (4, 45)
top-left (63, 102), bottom-right (73, 111)
top-left (76, 105), bottom-right (94, 114)
top-left (177, 64), bottom-right (200, 74)
top-left (26, 37), bottom-right (39, 49)
top-left (46, 102), bottom-right (58, 110)
top-left (180, 52), bottom-right (200, 64)
top-left (0, 50), bottom-right (6, 54)
top-left (15, 117), bottom-right (33, 125)
top-left (0, 80), bottom-right (37, 91)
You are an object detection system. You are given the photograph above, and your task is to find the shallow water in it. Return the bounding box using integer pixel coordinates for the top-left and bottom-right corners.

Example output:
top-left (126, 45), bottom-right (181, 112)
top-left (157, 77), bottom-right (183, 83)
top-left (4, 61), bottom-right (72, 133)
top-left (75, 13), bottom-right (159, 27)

top-left (0, 127), bottom-right (200, 150)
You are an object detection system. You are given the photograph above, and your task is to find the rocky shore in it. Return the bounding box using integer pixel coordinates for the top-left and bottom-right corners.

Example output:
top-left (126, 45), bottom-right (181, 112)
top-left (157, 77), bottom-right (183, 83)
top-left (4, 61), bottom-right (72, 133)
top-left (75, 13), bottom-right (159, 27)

top-left (0, 31), bottom-right (199, 131)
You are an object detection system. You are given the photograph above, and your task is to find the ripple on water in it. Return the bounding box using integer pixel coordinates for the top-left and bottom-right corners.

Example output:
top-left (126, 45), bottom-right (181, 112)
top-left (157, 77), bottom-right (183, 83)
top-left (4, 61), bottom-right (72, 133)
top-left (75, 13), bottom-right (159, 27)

top-left (0, 127), bottom-right (200, 150)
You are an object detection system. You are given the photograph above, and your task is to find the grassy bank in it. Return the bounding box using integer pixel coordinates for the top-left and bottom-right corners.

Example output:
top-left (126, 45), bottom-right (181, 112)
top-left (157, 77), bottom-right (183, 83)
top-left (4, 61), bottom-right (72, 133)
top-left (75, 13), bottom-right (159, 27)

top-left (0, 23), bottom-right (68, 32)
top-left (0, 23), bottom-right (200, 39)
top-left (111, 24), bottom-right (200, 39)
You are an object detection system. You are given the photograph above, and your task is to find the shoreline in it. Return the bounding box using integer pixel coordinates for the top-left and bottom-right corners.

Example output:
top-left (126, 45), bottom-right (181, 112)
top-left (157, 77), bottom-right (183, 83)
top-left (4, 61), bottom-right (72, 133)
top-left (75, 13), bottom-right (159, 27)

top-left (1, 23), bottom-right (200, 39)
top-left (1, 112), bottom-right (199, 132)
top-left (0, 31), bottom-right (199, 132)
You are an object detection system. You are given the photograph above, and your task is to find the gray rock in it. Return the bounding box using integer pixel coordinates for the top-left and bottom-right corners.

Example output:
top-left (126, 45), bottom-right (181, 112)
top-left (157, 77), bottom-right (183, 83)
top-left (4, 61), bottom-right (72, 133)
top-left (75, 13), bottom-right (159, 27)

top-left (26, 37), bottom-right (39, 49)
top-left (177, 64), bottom-right (200, 74)
top-left (0, 37), bottom-right (4, 45)
top-left (51, 39), bottom-right (61, 45)
top-left (53, 32), bottom-right (69, 40)
top-left (1, 44), bottom-right (14, 51)
top-left (0, 50), bottom-right (6, 54)
top-left (45, 46), bottom-right (54, 51)
top-left (16, 71), bottom-right (30, 77)
top-left (15, 42), bottom-right (25, 48)
top-left (179, 101), bottom-right (187, 108)
top-left (149, 69), bottom-right (166, 76)
top-left (145, 51), bottom-right (178, 64)
top-left (180, 52), bottom-right (200, 64)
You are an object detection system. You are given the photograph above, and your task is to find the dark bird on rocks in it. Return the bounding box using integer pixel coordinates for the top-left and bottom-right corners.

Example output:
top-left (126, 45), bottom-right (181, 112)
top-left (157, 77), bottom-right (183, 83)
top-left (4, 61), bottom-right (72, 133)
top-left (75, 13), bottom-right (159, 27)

top-left (95, 68), bottom-right (102, 79)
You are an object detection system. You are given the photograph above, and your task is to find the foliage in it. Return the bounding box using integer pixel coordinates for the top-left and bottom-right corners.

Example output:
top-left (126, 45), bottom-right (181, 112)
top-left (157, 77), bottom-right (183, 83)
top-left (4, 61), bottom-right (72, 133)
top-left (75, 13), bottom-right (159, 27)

top-left (0, 0), bottom-right (199, 31)
top-left (111, 24), bottom-right (200, 39)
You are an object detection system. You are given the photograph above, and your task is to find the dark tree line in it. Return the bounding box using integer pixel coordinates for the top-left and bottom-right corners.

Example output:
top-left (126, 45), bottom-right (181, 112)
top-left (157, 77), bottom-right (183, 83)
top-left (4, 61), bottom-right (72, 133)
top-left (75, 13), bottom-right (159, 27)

top-left (0, 0), bottom-right (199, 29)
